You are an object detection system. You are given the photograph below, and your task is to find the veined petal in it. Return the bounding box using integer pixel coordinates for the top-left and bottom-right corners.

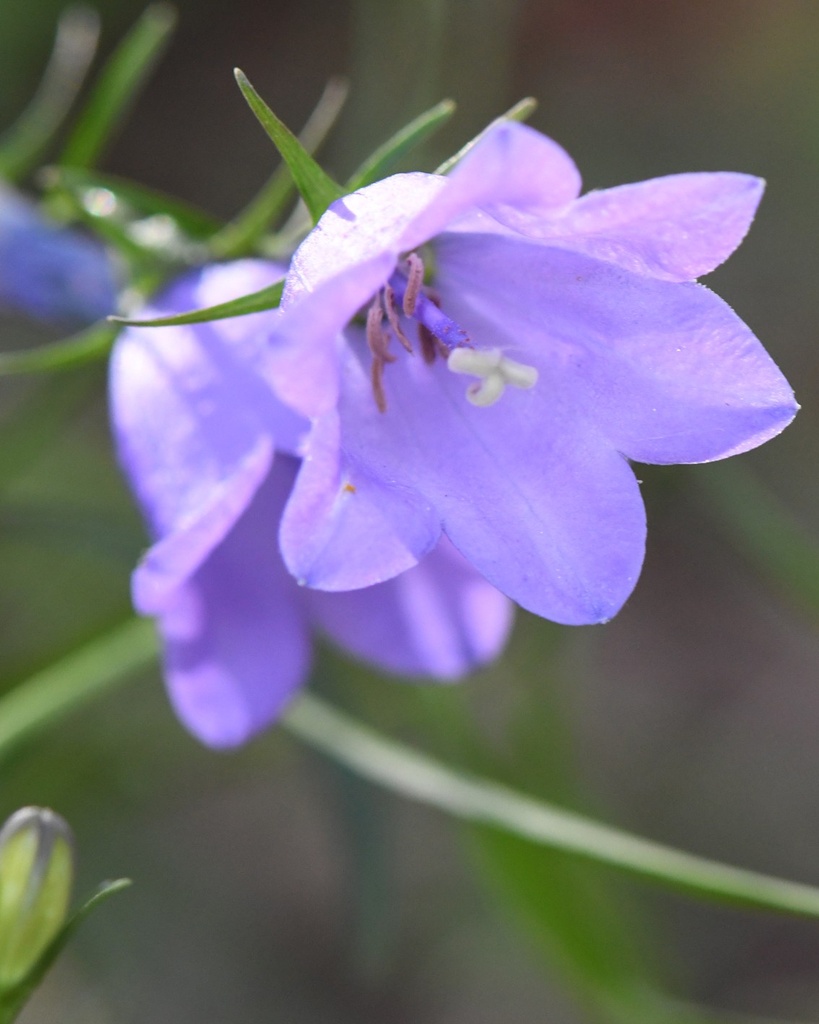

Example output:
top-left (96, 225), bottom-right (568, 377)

top-left (132, 435), bottom-right (273, 614)
top-left (157, 461), bottom-right (310, 748)
top-left (307, 536), bottom-right (513, 678)
top-left (270, 123), bottom-right (580, 419)
top-left (286, 329), bottom-right (645, 624)
top-left (407, 121), bottom-right (581, 247)
top-left (497, 172), bottom-right (765, 282)
top-left (279, 406), bottom-right (441, 588)
top-left (268, 253), bottom-right (395, 418)
top-left (435, 234), bottom-right (797, 464)
top-left (110, 260), bottom-right (305, 553)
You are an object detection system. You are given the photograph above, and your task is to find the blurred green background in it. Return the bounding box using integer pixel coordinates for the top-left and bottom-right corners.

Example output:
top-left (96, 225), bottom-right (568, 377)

top-left (4, 0), bottom-right (819, 1020)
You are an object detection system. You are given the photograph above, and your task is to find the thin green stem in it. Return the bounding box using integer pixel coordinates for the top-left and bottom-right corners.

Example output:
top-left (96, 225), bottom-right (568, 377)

top-left (0, 619), bottom-right (156, 763)
top-left (283, 693), bottom-right (819, 920)
top-left (0, 323), bottom-right (118, 377)
top-left (5, 620), bottom-right (819, 923)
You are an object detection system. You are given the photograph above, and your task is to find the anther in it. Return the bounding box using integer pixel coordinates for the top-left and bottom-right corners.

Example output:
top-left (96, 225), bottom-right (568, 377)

top-left (447, 347), bottom-right (538, 407)
top-left (402, 252), bottom-right (424, 316)
top-left (366, 298), bottom-right (395, 363)
top-left (383, 286), bottom-right (414, 354)
top-left (371, 357), bottom-right (387, 413)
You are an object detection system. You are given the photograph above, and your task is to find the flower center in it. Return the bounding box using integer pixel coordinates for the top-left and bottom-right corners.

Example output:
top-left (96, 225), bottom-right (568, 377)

top-left (364, 251), bottom-right (537, 412)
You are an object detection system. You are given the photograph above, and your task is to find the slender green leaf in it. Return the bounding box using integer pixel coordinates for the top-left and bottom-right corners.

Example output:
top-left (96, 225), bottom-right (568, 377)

top-left (435, 95), bottom-right (537, 175)
top-left (347, 99), bottom-right (457, 191)
top-left (60, 4), bottom-right (177, 168)
top-left (0, 7), bottom-right (100, 181)
top-left (0, 322), bottom-right (118, 377)
top-left (42, 166), bottom-right (220, 239)
top-left (110, 278), bottom-right (283, 327)
top-left (0, 879), bottom-right (131, 1024)
top-left (211, 77), bottom-right (348, 258)
top-left (233, 69), bottom-right (343, 224)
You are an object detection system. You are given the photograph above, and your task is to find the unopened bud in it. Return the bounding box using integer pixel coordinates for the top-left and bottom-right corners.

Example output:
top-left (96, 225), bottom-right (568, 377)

top-left (0, 808), bottom-right (74, 989)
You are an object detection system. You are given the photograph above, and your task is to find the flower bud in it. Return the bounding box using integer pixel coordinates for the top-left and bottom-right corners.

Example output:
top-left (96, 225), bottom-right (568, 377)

top-left (0, 808), bottom-right (74, 989)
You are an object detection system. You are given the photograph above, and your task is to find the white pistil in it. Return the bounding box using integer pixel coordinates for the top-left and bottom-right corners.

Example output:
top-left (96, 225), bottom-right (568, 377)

top-left (447, 347), bottom-right (538, 407)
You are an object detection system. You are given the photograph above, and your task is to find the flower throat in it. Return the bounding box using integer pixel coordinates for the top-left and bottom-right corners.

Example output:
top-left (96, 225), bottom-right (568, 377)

top-left (364, 252), bottom-right (537, 412)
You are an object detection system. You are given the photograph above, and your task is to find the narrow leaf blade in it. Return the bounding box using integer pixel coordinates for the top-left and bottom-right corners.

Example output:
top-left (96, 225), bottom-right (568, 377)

top-left (44, 166), bottom-right (220, 239)
top-left (60, 4), bottom-right (177, 168)
top-left (110, 279), bottom-right (284, 327)
top-left (211, 77), bottom-right (348, 258)
top-left (347, 99), bottom-right (457, 190)
top-left (0, 7), bottom-right (100, 181)
top-left (435, 96), bottom-right (537, 175)
top-left (0, 880), bottom-right (132, 1023)
top-left (0, 322), bottom-right (119, 377)
top-left (233, 69), bottom-right (343, 224)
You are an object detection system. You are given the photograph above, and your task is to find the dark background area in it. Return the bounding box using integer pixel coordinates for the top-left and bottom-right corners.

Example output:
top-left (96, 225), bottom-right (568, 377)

top-left (3, 1), bottom-right (819, 1020)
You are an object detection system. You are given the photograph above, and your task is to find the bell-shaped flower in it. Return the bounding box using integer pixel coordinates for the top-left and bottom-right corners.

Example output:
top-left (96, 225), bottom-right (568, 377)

top-left (265, 121), bottom-right (797, 625)
top-left (0, 185), bottom-right (117, 326)
top-left (109, 261), bottom-right (513, 748)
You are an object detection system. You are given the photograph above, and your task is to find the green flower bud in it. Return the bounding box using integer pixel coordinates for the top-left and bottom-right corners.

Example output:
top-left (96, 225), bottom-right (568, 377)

top-left (0, 808), bottom-right (74, 990)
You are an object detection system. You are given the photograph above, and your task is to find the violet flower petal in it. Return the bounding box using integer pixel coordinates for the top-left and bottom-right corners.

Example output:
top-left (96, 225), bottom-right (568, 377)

top-left (269, 123), bottom-right (580, 419)
top-left (435, 233), bottom-right (797, 463)
top-left (110, 260), bottom-right (305, 598)
top-left (158, 461), bottom-right (310, 748)
top-left (279, 407), bottom-right (441, 588)
top-left (307, 535), bottom-right (514, 678)
top-left (496, 172), bottom-right (765, 282)
top-left (281, 326), bottom-right (646, 625)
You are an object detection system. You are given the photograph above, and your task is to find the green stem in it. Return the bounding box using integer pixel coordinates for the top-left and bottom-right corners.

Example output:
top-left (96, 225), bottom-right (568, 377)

top-left (5, 619), bottom-right (819, 923)
top-left (0, 619), bottom-right (156, 762)
top-left (283, 694), bottom-right (819, 919)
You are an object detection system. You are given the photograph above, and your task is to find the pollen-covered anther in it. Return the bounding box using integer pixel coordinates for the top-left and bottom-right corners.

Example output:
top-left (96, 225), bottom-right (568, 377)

top-left (447, 347), bottom-right (538, 407)
top-left (402, 252), bottom-right (424, 316)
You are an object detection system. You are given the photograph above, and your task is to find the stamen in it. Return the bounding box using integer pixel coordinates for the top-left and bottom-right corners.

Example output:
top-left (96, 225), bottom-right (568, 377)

top-left (383, 285), bottom-right (414, 353)
top-left (402, 252), bottom-right (425, 316)
top-left (366, 298), bottom-right (395, 363)
top-left (388, 271), bottom-right (470, 351)
top-left (447, 347), bottom-right (538, 407)
top-left (366, 297), bottom-right (392, 413)
top-left (371, 356), bottom-right (387, 413)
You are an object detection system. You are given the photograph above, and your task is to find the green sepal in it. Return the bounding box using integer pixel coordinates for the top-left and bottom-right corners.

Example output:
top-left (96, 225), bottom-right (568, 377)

top-left (210, 77), bottom-right (348, 259)
top-left (233, 69), bottom-right (344, 224)
top-left (0, 879), bottom-right (131, 1024)
top-left (109, 278), bottom-right (284, 328)
top-left (435, 96), bottom-right (538, 175)
top-left (0, 322), bottom-right (119, 377)
top-left (42, 166), bottom-right (220, 240)
top-left (346, 99), bottom-right (457, 190)
top-left (59, 4), bottom-right (177, 169)
top-left (0, 8), bottom-right (100, 182)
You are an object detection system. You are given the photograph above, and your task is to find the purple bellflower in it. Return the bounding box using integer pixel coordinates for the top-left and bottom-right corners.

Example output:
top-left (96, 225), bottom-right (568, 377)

top-left (265, 121), bottom-right (797, 625)
top-left (109, 261), bottom-right (513, 748)
top-left (0, 185), bottom-right (117, 326)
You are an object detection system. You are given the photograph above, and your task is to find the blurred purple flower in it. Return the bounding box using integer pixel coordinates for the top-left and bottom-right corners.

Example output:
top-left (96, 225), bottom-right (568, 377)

top-left (267, 121), bottom-right (797, 626)
top-left (0, 185), bottom-right (117, 325)
top-left (109, 261), bottom-right (513, 748)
